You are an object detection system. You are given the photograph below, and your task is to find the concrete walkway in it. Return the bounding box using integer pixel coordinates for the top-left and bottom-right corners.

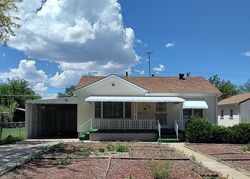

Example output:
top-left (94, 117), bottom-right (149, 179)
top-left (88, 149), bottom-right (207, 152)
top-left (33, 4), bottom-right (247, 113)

top-left (0, 139), bottom-right (78, 176)
top-left (168, 143), bottom-right (250, 179)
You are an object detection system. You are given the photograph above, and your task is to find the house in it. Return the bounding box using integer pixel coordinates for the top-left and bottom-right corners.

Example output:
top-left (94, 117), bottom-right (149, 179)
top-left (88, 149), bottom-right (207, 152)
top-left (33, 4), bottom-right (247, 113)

top-left (26, 74), bottom-right (220, 141)
top-left (218, 93), bottom-right (250, 127)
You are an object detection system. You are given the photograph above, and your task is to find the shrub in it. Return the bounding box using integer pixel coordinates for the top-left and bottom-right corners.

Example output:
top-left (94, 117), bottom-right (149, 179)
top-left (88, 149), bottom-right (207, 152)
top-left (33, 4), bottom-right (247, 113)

top-left (185, 118), bottom-right (212, 143)
top-left (148, 160), bottom-right (171, 179)
top-left (185, 118), bottom-right (250, 144)
top-left (79, 145), bottom-right (93, 157)
top-left (242, 145), bottom-right (250, 152)
top-left (115, 143), bottom-right (130, 152)
top-left (230, 123), bottom-right (250, 144)
top-left (106, 143), bottom-right (115, 151)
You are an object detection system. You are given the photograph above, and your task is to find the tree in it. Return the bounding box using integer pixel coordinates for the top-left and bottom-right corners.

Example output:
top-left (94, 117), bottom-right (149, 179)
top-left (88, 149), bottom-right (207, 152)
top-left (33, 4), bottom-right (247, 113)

top-left (57, 85), bottom-right (75, 98)
top-left (209, 75), bottom-right (240, 100)
top-left (0, 0), bottom-right (21, 45)
top-left (239, 79), bottom-right (250, 93)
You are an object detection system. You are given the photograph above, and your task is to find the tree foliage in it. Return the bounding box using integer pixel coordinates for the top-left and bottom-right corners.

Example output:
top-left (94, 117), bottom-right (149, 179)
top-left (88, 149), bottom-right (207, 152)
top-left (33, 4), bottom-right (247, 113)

top-left (209, 75), bottom-right (240, 100)
top-left (239, 79), bottom-right (250, 93)
top-left (57, 85), bottom-right (75, 98)
top-left (0, 79), bottom-right (40, 123)
top-left (0, 0), bottom-right (21, 45)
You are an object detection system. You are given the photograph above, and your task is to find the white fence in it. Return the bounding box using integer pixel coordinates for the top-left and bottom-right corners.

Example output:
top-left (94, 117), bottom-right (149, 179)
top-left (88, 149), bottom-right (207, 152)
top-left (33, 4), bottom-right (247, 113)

top-left (92, 119), bottom-right (159, 131)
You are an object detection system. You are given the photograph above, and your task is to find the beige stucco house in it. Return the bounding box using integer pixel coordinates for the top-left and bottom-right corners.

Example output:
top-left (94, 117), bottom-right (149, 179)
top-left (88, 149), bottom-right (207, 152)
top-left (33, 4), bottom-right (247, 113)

top-left (26, 74), bottom-right (220, 141)
top-left (218, 93), bottom-right (250, 127)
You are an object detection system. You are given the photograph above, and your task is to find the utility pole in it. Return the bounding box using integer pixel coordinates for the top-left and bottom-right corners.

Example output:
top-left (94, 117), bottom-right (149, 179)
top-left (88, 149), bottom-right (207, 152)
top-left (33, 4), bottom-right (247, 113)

top-left (146, 51), bottom-right (152, 76)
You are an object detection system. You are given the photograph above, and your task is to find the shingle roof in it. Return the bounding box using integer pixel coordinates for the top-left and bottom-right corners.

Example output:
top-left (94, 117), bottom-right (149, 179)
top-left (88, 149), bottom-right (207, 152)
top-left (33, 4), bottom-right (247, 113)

top-left (76, 75), bottom-right (221, 94)
top-left (218, 93), bottom-right (250, 105)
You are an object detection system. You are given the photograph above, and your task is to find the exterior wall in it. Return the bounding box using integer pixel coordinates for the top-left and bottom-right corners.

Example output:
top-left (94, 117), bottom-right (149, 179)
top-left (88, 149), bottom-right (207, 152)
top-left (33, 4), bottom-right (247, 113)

top-left (240, 100), bottom-right (250, 123)
top-left (75, 76), bottom-right (145, 133)
top-left (218, 104), bottom-right (240, 127)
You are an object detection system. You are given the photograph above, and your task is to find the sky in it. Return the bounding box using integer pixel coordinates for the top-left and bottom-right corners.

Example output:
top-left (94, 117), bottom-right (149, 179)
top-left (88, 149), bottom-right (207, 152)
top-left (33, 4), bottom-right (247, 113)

top-left (0, 0), bottom-right (250, 98)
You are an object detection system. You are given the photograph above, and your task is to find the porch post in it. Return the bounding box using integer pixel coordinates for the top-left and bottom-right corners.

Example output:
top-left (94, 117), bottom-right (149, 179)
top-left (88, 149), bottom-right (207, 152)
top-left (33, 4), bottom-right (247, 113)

top-left (133, 102), bottom-right (137, 120)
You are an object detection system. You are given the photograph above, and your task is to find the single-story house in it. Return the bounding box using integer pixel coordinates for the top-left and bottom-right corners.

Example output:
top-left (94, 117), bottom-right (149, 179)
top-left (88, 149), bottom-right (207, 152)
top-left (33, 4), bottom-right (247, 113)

top-left (218, 93), bottom-right (250, 127)
top-left (26, 74), bottom-right (220, 141)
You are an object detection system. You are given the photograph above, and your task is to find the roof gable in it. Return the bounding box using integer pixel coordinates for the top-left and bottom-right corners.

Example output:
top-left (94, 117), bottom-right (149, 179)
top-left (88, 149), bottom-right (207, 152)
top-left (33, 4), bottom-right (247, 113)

top-left (218, 93), bottom-right (250, 105)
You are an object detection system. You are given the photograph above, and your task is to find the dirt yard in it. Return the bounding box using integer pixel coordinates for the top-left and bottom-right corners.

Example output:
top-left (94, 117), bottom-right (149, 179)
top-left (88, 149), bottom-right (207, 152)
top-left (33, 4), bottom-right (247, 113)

top-left (186, 143), bottom-right (250, 174)
top-left (0, 142), bottom-right (219, 179)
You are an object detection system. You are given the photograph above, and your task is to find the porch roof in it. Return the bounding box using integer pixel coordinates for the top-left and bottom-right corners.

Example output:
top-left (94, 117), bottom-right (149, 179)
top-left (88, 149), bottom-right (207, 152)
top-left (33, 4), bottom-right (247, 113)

top-left (183, 101), bottom-right (208, 109)
top-left (85, 96), bottom-right (185, 103)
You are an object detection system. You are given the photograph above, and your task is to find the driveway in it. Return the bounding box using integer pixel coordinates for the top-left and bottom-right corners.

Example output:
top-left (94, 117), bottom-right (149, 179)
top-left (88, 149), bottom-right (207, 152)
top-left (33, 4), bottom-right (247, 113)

top-left (0, 139), bottom-right (78, 175)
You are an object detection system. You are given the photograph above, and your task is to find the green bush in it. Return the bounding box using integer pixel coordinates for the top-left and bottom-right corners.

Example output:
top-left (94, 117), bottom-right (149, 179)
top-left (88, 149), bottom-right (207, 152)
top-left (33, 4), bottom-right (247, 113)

top-left (185, 118), bottom-right (212, 143)
top-left (185, 118), bottom-right (250, 144)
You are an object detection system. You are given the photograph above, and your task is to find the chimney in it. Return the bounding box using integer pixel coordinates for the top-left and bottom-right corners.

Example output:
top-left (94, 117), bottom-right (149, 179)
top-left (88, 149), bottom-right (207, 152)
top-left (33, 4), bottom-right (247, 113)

top-left (125, 72), bottom-right (128, 77)
top-left (179, 73), bottom-right (185, 80)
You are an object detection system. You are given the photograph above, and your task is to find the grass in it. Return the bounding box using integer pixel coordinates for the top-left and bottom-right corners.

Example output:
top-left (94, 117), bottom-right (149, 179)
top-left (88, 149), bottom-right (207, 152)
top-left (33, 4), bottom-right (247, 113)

top-left (1, 127), bottom-right (26, 140)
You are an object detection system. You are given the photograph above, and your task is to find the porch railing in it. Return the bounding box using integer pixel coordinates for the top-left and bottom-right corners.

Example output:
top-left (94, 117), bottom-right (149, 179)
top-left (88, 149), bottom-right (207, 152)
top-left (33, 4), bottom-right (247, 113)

top-left (92, 119), bottom-right (159, 131)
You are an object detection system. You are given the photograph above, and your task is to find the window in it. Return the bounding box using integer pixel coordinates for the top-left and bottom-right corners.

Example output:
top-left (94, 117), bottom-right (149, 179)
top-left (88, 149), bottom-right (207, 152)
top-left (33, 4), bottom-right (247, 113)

top-left (103, 102), bottom-right (123, 118)
top-left (230, 109), bottom-right (233, 119)
top-left (220, 110), bottom-right (224, 118)
top-left (125, 102), bottom-right (131, 118)
top-left (194, 109), bottom-right (203, 118)
top-left (95, 102), bottom-right (101, 118)
top-left (156, 102), bottom-right (166, 113)
top-left (183, 109), bottom-right (192, 118)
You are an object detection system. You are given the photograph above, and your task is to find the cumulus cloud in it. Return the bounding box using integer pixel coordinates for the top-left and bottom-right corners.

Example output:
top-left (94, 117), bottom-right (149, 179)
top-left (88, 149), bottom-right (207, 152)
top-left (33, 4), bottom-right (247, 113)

top-left (33, 82), bottom-right (48, 95)
top-left (165, 42), bottom-right (175, 48)
top-left (0, 59), bottom-right (48, 83)
top-left (49, 61), bottom-right (129, 87)
top-left (134, 69), bottom-right (145, 75)
top-left (242, 51), bottom-right (250, 57)
top-left (9, 0), bottom-right (138, 74)
top-left (153, 64), bottom-right (165, 72)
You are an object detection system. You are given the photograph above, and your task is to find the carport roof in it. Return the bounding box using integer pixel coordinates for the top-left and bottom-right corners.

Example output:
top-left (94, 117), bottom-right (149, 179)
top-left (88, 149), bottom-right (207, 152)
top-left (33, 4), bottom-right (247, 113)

top-left (26, 97), bottom-right (77, 104)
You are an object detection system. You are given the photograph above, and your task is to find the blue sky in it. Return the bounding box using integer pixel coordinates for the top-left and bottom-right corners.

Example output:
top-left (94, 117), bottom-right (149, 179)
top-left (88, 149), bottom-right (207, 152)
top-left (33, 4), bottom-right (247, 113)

top-left (0, 0), bottom-right (250, 98)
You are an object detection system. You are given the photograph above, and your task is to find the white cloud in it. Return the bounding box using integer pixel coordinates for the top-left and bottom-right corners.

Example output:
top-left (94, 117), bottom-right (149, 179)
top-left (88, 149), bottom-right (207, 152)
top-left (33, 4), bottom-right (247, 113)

top-left (165, 42), bottom-right (175, 48)
top-left (153, 64), bottom-right (165, 72)
top-left (33, 82), bottom-right (48, 95)
top-left (49, 61), bottom-right (130, 87)
top-left (2, 53), bottom-right (5, 58)
top-left (42, 93), bottom-right (58, 99)
top-left (0, 59), bottom-right (48, 83)
top-left (242, 51), bottom-right (250, 57)
top-left (134, 69), bottom-right (145, 75)
top-left (9, 0), bottom-right (138, 75)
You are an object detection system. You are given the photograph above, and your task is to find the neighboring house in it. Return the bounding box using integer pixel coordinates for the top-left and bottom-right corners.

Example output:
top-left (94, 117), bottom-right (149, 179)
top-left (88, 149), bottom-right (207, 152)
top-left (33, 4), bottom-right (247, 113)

top-left (218, 93), bottom-right (250, 127)
top-left (26, 74), bottom-right (220, 141)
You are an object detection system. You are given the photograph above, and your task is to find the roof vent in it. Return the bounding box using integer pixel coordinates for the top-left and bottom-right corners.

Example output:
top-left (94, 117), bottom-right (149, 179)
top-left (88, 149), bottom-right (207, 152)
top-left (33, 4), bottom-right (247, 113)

top-left (179, 73), bottom-right (185, 80)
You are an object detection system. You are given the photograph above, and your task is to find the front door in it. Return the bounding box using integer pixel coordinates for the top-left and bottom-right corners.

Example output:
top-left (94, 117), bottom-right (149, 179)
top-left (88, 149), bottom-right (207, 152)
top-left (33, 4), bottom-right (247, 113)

top-left (155, 102), bottom-right (167, 127)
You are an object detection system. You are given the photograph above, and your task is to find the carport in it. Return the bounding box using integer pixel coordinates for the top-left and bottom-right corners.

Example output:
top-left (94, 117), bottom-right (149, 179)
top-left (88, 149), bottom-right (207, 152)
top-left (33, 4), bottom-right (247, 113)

top-left (25, 97), bottom-right (77, 139)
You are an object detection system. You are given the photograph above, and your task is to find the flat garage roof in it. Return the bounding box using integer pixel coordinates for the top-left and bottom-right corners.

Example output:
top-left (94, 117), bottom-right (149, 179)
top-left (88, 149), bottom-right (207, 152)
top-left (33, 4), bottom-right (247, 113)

top-left (26, 96), bottom-right (77, 104)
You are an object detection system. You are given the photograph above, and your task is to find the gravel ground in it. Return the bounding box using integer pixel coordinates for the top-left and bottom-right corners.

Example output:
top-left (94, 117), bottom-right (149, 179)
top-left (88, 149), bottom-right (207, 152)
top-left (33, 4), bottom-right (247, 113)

top-left (1, 142), bottom-right (219, 179)
top-left (186, 143), bottom-right (250, 173)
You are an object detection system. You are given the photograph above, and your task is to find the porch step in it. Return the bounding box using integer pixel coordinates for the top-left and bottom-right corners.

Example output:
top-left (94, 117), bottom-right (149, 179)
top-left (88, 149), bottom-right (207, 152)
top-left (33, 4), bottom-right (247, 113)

top-left (158, 138), bottom-right (180, 143)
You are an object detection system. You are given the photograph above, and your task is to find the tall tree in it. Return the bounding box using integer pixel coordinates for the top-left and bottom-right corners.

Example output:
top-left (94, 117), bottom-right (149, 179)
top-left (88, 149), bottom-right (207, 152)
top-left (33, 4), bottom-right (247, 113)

top-left (0, 0), bottom-right (21, 45)
top-left (209, 75), bottom-right (240, 100)
top-left (57, 85), bottom-right (75, 98)
top-left (239, 79), bottom-right (250, 93)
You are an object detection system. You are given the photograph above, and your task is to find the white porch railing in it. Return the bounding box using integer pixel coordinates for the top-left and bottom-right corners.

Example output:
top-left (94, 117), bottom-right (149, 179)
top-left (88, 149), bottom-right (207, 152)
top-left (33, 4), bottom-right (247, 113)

top-left (92, 119), bottom-right (159, 131)
top-left (175, 120), bottom-right (179, 140)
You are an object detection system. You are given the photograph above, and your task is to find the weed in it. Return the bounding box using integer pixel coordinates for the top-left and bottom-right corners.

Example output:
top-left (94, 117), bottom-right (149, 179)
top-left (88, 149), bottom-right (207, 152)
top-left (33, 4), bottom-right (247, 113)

top-left (47, 142), bottom-right (65, 153)
top-left (98, 148), bottom-right (105, 153)
top-left (29, 151), bottom-right (43, 162)
top-left (79, 145), bottom-right (93, 157)
top-left (106, 143), bottom-right (115, 151)
top-left (191, 155), bottom-right (196, 161)
top-left (148, 159), bottom-right (171, 179)
top-left (242, 145), bottom-right (250, 152)
top-left (115, 143), bottom-right (130, 152)
top-left (55, 158), bottom-right (68, 165)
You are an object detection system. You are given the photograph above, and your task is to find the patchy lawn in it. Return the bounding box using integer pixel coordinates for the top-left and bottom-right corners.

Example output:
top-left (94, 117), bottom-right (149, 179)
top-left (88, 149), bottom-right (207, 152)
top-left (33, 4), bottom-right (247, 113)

top-left (1, 142), bottom-right (219, 179)
top-left (186, 143), bottom-right (250, 173)
top-left (1, 127), bottom-right (26, 140)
